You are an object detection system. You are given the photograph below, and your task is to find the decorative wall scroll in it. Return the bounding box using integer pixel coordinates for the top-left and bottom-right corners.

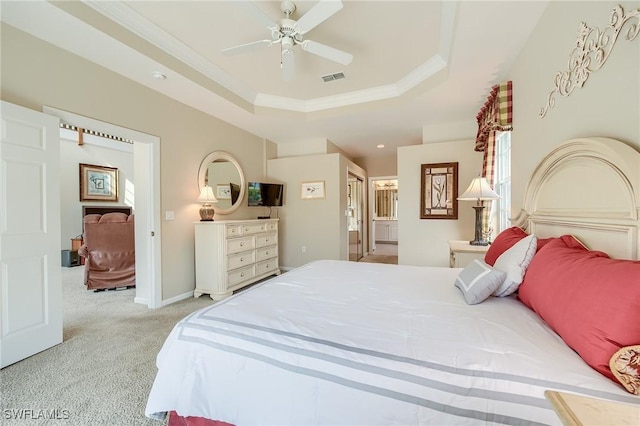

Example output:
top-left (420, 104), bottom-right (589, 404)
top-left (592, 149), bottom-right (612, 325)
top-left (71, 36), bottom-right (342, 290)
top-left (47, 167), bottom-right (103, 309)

top-left (420, 162), bottom-right (458, 219)
top-left (539, 4), bottom-right (640, 118)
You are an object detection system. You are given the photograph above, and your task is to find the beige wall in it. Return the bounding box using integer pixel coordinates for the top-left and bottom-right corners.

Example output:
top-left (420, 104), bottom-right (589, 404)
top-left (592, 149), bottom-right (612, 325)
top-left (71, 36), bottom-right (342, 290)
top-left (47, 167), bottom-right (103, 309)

top-left (397, 1), bottom-right (639, 267)
top-left (507, 0), bottom-right (640, 216)
top-left (397, 140), bottom-right (483, 267)
top-left (267, 153), bottom-right (366, 268)
top-left (354, 153), bottom-right (398, 178)
top-left (1, 24), bottom-right (267, 301)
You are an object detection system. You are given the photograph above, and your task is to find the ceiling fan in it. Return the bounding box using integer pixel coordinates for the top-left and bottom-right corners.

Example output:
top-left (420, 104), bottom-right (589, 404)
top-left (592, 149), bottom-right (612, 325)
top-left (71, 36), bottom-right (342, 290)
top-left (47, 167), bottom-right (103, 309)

top-left (221, 0), bottom-right (353, 81)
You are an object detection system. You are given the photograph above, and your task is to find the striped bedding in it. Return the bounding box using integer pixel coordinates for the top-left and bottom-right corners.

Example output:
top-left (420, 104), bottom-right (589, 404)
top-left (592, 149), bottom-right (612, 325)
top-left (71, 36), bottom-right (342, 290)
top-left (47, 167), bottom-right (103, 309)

top-left (146, 260), bottom-right (635, 425)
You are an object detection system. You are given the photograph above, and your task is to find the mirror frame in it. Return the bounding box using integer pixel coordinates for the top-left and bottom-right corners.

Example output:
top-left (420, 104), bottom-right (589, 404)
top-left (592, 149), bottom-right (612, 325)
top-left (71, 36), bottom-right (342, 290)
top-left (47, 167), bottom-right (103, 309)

top-left (197, 151), bottom-right (245, 215)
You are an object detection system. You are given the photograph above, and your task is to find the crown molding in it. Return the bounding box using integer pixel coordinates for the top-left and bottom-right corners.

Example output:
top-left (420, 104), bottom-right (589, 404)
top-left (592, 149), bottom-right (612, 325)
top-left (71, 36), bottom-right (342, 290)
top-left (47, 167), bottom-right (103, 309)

top-left (84, 0), bottom-right (457, 114)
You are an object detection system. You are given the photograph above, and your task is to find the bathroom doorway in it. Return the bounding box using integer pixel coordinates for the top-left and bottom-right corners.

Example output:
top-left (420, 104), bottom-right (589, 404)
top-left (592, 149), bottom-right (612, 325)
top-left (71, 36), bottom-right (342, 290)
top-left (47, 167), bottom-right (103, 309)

top-left (370, 177), bottom-right (398, 257)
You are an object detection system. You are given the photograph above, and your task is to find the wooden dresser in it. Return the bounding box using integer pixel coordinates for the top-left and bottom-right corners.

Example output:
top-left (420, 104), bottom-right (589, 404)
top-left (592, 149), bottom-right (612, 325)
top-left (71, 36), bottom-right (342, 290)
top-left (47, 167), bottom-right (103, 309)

top-left (194, 219), bottom-right (280, 301)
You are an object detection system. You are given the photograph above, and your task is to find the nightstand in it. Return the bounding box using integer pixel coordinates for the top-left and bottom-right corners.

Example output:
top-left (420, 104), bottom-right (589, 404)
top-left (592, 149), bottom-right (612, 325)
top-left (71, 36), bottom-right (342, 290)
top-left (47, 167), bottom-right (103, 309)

top-left (544, 390), bottom-right (640, 426)
top-left (448, 240), bottom-right (489, 268)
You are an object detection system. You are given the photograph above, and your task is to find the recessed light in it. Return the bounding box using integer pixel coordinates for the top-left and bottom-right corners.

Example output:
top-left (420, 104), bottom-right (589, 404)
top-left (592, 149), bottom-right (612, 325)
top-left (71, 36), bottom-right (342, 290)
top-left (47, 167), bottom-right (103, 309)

top-left (377, 144), bottom-right (385, 149)
top-left (152, 71), bottom-right (167, 80)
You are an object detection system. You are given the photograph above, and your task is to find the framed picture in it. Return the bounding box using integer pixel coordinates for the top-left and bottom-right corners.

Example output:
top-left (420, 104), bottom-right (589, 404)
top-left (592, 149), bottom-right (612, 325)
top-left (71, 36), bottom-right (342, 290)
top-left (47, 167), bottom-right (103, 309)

top-left (420, 162), bottom-right (458, 219)
top-left (216, 184), bottom-right (231, 200)
top-left (79, 163), bottom-right (119, 202)
top-left (301, 181), bottom-right (325, 199)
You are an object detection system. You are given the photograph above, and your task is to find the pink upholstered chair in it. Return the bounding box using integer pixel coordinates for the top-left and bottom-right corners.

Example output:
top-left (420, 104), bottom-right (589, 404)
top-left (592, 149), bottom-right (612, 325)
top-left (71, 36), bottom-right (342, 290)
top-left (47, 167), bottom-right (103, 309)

top-left (78, 213), bottom-right (135, 291)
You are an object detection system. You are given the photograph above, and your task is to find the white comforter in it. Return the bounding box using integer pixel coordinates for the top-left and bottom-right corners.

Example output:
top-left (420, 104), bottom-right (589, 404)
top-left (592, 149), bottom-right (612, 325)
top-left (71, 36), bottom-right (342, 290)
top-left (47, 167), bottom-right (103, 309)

top-left (146, 260), bottom-right (634, 425)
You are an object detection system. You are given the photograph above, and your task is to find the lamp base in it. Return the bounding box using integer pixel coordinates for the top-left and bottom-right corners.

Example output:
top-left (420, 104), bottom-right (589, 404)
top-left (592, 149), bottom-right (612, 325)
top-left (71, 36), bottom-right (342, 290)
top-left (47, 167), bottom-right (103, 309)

top-left (468, 205), bottom-right (489, 246)
top-left (199, 205), bottom-right (215, 221)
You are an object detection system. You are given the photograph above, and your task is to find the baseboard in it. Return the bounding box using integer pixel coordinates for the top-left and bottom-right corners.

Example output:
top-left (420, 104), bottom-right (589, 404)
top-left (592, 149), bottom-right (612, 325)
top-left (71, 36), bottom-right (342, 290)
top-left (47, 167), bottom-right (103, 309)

top-left (161, 291), bottom-right (195, 307)
top-left (134, 297), bottom-right (148, 306)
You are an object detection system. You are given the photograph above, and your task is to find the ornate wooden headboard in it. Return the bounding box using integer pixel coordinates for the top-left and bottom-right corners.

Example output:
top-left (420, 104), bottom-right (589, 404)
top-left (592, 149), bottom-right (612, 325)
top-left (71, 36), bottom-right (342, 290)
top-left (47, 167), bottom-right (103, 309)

top-left (513, 137), bottom-right (640, 260)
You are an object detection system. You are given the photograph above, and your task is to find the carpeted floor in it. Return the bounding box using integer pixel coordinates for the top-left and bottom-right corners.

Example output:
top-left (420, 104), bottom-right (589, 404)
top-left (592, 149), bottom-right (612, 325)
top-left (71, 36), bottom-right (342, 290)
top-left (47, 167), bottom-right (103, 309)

top-left (0, 267), bottom-right (212, 426)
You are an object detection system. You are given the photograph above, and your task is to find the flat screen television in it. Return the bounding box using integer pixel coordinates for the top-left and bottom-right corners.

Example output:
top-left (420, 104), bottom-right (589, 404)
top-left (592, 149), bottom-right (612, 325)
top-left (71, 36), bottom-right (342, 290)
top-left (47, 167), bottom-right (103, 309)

top-left (247, 182), bottom-right (284, 207)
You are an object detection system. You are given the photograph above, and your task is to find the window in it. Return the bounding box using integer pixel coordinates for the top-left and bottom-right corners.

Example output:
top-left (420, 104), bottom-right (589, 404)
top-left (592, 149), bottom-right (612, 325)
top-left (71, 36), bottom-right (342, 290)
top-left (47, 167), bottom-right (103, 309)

top-left (494, 131), bottom-right (511, 233)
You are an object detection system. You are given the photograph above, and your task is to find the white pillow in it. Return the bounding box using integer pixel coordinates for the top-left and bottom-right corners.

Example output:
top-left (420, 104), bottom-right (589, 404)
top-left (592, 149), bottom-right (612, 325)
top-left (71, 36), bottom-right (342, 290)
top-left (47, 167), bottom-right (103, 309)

top-left (492, 234), bottom-right (537, 297)
top-left (455, 260), bottom-right (506, 305)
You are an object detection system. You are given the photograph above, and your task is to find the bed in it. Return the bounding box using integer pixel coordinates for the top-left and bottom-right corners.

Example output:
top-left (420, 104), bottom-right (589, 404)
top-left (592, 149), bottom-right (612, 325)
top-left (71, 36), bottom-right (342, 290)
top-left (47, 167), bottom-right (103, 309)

top-left (146, 137), bottom-right (640, 425)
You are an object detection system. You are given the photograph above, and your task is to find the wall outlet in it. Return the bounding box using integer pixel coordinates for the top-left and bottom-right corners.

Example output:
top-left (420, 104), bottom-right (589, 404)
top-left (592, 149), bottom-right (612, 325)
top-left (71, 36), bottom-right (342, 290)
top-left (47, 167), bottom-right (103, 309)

top-left (165, 211), bottom-right (175, 221)
top-left (301, 246), bottom-right (307, 253)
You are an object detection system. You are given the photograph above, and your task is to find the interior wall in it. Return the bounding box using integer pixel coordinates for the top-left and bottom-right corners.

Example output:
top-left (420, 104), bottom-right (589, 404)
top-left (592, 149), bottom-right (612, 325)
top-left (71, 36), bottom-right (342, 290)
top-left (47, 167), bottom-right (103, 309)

top-left (398, 0), bottom-right (639, 267)
top-left (397, 140), bottom-right (483, 267)
top-left (267, 154), bottom-right (342, 268)
top-left (59, 136), bottom-right (134, 251)
top-left (354, 153), bottom-right (398, 177)
top-left (1, 24), bottom-right (266, 301)
top-left (507, 0), bottom-right (640, 216)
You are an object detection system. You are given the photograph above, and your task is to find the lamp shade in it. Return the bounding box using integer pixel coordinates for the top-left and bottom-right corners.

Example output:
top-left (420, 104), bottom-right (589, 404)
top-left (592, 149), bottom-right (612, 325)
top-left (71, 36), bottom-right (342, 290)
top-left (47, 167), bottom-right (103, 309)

top-left (457, 177), bottom-right (500, 202)
top-left (198, 186), bottom-right (218, 204)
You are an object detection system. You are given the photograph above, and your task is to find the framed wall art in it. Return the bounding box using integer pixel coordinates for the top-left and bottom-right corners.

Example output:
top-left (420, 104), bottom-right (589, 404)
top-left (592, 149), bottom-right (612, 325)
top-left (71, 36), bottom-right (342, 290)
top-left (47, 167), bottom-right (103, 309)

top-left (420, 162), bottom-right (458, 219)
top-left (301, 181), bottom-right (325, 199)
top-left (79, 163), bottom-right (119, 202)
top-left (216, 184), bottom-right (231, 200)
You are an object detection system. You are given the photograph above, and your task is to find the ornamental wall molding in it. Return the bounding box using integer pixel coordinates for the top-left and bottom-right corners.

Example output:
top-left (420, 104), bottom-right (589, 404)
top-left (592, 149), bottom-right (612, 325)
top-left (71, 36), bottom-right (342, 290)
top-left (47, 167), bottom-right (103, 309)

top-left (539, 5), bottom-right (639, 118)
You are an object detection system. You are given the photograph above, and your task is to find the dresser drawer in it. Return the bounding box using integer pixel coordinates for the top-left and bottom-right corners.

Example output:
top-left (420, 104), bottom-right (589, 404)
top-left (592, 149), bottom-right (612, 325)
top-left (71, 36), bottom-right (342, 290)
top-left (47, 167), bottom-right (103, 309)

top-left (256, 258), bottom-right (278, 276)
top-left (242, 223), bottom-right (266, 235)
top-left (256, 246), bottom-right (277, 261)
top-left (227, 250), bottom-right (256, 271)
top-left (225, 225), bottom-right (242, 237)
top-left (227, 236), bottom-right (255, 254)
top-left (256, 232), bottom-right (277, 248)
top-left (265, 221), bottom-right (278, 232)
top-left (228, 265), bottom-right (255, 286)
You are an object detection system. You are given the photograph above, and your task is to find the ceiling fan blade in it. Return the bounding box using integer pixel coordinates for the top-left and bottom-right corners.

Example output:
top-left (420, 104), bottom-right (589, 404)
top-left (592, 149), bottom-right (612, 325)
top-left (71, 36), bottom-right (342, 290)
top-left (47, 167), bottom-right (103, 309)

top-left (238, 2), bottom-right (279, 33)
top-left (301, 40), bottom-right (353, 65)
top-left (221, 39), bottom-right (273, 56)
top-left (281, 49), bottom-right (296, 82)
top-left (294, 0), bottom-right (343, 35)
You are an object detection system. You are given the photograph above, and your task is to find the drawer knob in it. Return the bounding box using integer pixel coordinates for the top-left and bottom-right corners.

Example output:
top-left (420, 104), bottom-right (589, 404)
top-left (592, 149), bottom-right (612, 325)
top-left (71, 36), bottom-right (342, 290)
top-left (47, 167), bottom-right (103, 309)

top-left (240, 257), bottom-right (244, 262)
top-left (240, 242), bottom-right (244, 246)
top-left (240, 272), bottom-right (245, 277)
top-left (265, 251), bottom-right (269, 255)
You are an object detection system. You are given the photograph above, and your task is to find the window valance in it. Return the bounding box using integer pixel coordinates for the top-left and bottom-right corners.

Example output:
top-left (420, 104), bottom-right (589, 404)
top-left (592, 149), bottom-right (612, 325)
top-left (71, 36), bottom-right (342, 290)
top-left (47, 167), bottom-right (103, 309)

top-left (475, 81), bottom-right (513, 152)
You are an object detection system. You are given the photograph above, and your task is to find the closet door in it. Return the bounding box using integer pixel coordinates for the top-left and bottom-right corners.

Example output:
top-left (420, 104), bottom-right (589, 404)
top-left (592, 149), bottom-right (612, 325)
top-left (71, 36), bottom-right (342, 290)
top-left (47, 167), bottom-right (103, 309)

top-left (0, 101), bottom-right (62, 368)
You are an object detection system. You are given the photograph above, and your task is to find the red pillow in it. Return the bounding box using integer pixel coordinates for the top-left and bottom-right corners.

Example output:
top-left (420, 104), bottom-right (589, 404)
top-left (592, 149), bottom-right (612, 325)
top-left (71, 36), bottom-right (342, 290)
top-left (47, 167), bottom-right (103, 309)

top-left (536, 237), bottom-right (555, 251)
top-left (484, 227), bottom-right (528, 266)
top-left (518, 235), bottom-right (640, 382)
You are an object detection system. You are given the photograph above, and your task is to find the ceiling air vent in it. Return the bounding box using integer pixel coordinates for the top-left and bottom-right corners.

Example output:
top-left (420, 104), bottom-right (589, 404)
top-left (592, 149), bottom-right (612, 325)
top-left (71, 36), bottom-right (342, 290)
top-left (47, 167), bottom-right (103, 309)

top-left (321, 72), bottom-right (345, 82)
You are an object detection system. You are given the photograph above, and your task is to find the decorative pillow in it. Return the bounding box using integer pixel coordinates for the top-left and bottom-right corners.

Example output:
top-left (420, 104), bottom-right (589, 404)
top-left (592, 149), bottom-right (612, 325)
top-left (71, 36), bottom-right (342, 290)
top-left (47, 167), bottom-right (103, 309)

top-left (518, 235), bottom-right (640, 383)
top-left (492, 234), bottom-right (537, 297)
top-left (484, 227), bottom-right (528, 266)
top-left (454, 260), bottom-right (506, 305)
top-left (610, 345), bottom-right (640, 395)
top-left (536, 237), bottom-right (555, 252)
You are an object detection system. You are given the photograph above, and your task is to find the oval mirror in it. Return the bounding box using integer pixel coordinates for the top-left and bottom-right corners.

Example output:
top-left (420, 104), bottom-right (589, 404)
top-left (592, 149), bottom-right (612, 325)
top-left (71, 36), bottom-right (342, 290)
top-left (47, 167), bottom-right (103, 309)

top-left (197, 151), bottom-right (245, 215)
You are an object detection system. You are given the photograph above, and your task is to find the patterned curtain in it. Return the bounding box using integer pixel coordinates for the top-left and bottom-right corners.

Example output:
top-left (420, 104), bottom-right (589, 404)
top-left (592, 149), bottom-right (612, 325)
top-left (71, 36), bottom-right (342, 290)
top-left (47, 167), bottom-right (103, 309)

top-left (474, 81), bottom-right (513, 234)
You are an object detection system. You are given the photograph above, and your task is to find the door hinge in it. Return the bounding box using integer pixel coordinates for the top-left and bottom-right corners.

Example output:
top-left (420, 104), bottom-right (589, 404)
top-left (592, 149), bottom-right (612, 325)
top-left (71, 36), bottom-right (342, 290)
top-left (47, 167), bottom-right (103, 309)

top-left (151, 231), bottom-right (155, 237)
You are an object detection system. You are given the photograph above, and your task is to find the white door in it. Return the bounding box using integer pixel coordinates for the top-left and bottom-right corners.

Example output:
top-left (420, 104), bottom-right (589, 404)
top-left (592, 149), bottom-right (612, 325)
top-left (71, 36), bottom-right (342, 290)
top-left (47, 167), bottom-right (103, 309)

top-left (0, 101), bottom-right (62, 368)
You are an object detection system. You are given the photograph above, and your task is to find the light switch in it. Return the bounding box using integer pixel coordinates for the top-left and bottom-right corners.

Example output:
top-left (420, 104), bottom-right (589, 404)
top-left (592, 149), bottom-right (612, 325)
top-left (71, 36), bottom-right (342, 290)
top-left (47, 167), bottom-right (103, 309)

top-left (165, 211), bottom-right (175, 221)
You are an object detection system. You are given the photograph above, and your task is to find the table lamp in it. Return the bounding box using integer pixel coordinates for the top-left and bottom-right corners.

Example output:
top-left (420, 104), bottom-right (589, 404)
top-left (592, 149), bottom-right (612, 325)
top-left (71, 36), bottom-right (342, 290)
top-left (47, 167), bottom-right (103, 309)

top-left (198, 186), bottom-right (218, 221)
top-left (457, 176), bottom-right (500, 246)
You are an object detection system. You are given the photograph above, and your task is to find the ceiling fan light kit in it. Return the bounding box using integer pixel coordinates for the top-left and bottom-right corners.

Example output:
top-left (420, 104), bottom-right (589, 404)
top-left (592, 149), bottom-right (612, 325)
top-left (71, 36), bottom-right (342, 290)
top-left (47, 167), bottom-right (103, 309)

top-left (222, 0), bottom-right (353, 81)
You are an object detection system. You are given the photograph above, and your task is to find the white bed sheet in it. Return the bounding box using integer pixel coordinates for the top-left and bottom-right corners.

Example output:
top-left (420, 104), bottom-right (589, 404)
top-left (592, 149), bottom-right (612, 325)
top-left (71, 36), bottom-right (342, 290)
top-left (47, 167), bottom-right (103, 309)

top-left (145, 260), bottom-right (635, 425)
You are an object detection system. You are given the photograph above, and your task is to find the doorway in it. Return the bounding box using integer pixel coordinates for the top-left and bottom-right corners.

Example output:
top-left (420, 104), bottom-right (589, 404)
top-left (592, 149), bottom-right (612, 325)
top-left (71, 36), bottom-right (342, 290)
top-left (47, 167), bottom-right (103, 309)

top-left (370, 177), bottom-right (398, 257)
top-left (44, 107), bottom-right (162, 308)
top-left (347, 174), bottom-right (364, 261)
